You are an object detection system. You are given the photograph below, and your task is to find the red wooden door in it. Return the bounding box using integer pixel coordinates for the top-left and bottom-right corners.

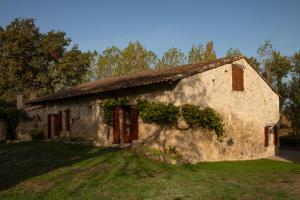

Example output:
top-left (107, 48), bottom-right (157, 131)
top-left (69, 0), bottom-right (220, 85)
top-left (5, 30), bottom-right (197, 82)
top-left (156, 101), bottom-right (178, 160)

top-left (264, 126), bottom-right (269, 147)
top-left (113, 107), bottom-right (120, 144)
top-left (47, 114), bottom-right (52, 138)
top-left (53, 114), bottom-right (59, 137)
top-left (273, 126), bottom-right (279, 146)
top-left (123, 106), bottom-right (131, 143)
top-left (58, 111), bottom-right (62, 132)
top-left (131, 106), bottom-right (139, 140)
top-left (65, 110), bottom-right (70, 131)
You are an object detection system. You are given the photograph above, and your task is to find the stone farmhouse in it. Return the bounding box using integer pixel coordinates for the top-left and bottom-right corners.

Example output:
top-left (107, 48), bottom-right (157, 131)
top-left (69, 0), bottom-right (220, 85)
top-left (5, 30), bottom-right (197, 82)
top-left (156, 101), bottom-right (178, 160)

top-left (17, 56), bottom-right (280, 163)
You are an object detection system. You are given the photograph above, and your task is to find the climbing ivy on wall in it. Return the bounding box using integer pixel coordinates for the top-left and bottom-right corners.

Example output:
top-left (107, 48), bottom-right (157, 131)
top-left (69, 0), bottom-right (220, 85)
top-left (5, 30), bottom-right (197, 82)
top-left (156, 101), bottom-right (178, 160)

top-left (136, 99), bottom-right (179, 126)
top-left (100, 98), bottom-right (129, 125)
top-left (100, 98), bottom-right (224, 140)
top-left (181, 104), bottom-right (224, 138)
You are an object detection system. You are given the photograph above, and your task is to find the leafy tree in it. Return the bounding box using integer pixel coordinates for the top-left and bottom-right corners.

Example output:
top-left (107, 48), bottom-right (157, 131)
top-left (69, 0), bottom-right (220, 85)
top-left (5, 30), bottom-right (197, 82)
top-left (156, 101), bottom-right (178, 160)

top-left (158, 47), bottom-right (185, 68)
top-left (116, 41), bottom-right (158, 75)
top-left (286, 51), bottom-right (300, 135)
top-left (188, 44), bottom-right (204, 64)
top-left (257, 40), bottom-right (273, 83)
top-left (246, 56), bottom-right (260, 72)
top-left (0, 18), bottom-right (93, 100)
top-left (50, 46), bottom-right (95, 91)
top-left (98, 42), bottom-right (157, 77)
top-left (204, 41), bottom-right (217, 62)
top-left (226, 48), bottom-right (242, 56)
top-left (265, 51), bottom-right (291, 99)
top-left (97, 46), bottom-right (121, 79)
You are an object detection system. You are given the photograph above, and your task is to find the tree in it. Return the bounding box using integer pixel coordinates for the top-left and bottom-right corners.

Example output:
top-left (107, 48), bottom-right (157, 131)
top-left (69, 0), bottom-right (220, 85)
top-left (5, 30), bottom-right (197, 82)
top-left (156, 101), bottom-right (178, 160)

top-left (97, 42), bottom-right (158, 78)
top-left (265, 51), bottom-right (291, 99)
top-left (158, 47), bottom-right (185, 68)
top-left (286, 51), bottom-right (300, 136)
top-left (188, 44), bottom-right (204, 64)
top-left (226, 48), bottom-right (242, 57)
top-left (0, 18), bottom-right (93, 100)
top-left (116, 41), bottom-right (158, 75)
top-left (257, 40), bottom-right (273, 83)
top-left (204, 41), bottom-right (217, 62)
top-left (50, 46), bottom-right (95, 91)
top-left (247, 56), bottom-right (260, 72)
top-left (97, 46), bottom-right (121, 79)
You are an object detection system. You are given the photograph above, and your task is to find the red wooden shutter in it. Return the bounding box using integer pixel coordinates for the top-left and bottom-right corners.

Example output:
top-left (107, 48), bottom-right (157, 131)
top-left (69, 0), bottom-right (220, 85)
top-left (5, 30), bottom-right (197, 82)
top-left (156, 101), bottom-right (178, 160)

top-left (53, 114), bottom-right (59, 137)
top-left (273, 126), bottom-right (279, 146)
top-left (232, 65), bottom-right (244, 91)
top-left (47, 114), bottom-right (52, 138)
top-left (131, 106), bottom-right (139, 140)
top-left (65, 110), bottom-right (70, 131)
top-left (113, 107), bottom-right (120, 144)
top-left (58, 111), bottom-right (62, 132)
top-left (264, 126), bottom-right (269, 147)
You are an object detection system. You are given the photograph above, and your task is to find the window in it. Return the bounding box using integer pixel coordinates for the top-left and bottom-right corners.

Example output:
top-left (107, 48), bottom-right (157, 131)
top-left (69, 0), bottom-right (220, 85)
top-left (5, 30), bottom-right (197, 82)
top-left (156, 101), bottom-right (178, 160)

top-left (232, 64), bottom-right (244, 91)
top-left (264, 126), bottom-right (269, 147)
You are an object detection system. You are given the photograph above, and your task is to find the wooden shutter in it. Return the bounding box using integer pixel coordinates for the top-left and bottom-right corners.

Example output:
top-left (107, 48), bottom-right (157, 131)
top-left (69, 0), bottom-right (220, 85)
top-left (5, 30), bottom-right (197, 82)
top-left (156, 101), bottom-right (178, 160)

top-left (58, 111), bottom-right (62, 132)
top-left (123, 107), bottom-right (131, 143)
top-left (113, 107), bottom-right (120, 144)
top-left (264, 126), bottom-right (269, 147)
top-left (47, 114), bottom-right (52, 138)
top-left (273, 126), bottom-right (279, 146)
top-left (65, 110), bottom-right (70, 131)
top-left (232, 65), bottom-right (244, 91)
top-left (131, 106), bottom-right (139, 140)
top-left (53, 114), bottom-right (59, 137)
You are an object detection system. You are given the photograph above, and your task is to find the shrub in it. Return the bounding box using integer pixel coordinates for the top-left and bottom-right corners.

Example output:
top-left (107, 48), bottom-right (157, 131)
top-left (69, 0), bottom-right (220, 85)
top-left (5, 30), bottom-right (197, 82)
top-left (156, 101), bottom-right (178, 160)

top-left (100, 98), bottom-right (129, 125)
top-left (0, 99), bottom-right (28, 139)
top-left (182, 104), bottom-right (224, 137)
top-left (29, 129), bottom-right (45, 140)
top-left (279, 136), bottom-right (300, 149)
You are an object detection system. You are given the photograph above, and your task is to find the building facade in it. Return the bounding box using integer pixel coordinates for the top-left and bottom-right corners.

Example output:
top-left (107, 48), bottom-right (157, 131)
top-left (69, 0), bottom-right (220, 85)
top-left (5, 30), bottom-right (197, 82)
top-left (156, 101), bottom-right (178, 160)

top-left (18, 56), bottom-right (280, 163)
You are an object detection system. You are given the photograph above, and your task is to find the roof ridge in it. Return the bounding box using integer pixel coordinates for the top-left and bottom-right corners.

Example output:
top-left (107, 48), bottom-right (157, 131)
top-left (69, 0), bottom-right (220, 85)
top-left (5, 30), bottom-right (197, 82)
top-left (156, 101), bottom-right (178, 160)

top-left (30, 55), bottom-right (244, 104)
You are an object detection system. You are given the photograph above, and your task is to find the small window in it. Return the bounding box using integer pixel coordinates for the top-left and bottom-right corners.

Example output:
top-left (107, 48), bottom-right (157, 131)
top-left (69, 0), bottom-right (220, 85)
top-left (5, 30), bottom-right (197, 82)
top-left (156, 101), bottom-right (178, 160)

top-left (232, 64), bottom-right (244, 91)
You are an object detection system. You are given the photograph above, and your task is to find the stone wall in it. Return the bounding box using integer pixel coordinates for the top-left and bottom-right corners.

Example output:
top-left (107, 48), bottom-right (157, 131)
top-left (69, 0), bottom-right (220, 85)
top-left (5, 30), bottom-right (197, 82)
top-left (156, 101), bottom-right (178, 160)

top-left (20, 58), bottom-right (279, 162)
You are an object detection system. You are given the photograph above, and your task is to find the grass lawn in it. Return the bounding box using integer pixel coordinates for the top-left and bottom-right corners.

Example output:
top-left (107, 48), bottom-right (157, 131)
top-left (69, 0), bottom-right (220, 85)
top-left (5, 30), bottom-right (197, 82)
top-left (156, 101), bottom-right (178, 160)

top-left (0, 141), bottom-right (299, 200)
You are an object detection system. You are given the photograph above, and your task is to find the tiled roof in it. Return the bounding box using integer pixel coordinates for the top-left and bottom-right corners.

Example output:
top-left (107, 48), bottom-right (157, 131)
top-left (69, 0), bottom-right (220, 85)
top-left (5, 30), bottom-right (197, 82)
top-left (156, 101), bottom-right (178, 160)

top-left (31, 56), bottom-right (244, 104)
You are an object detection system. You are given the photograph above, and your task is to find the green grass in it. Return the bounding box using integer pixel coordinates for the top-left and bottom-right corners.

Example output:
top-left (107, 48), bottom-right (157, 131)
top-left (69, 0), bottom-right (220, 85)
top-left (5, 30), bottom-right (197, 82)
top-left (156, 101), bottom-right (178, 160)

top-left (0, 141), bottom-right (299, 200)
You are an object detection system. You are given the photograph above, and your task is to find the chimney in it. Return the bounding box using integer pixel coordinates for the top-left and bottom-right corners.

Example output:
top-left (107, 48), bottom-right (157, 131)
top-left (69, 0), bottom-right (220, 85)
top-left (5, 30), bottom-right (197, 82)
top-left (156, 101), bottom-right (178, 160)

top-left (16, 94), bottom-right (23, 109)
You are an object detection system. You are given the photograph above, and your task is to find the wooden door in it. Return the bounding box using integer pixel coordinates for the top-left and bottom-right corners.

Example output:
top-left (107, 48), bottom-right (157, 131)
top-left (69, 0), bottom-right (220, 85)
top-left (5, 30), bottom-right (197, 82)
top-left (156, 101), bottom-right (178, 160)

top-left (123, 106), bottom-right (131, 143)
top-left (53, 114), bottom-right (59, 137)
top-left (264, 126), bottom-right (269, 147)
top-left (47, 114), bottom-right (52, 138)
top-left (130, 106), bottom-right (139, 140)
top-left (113, 107), bottom-right (120, 144)
top-left (58, 111), bottom-right (62, 132)
top-left (273, 126), bottom-right (279, 146)
top-left (65, 110), bottom-right (70, 131)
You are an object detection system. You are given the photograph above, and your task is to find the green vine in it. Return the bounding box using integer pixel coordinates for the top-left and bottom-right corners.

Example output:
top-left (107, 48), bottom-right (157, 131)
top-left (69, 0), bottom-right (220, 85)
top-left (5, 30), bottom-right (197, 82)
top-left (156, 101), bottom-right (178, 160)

top-left (182, 104), bottom-right (224, 138)
top-left (100, 98), bottom-right (129, 125)
top-left (136, 99), bottom-right (179, 126)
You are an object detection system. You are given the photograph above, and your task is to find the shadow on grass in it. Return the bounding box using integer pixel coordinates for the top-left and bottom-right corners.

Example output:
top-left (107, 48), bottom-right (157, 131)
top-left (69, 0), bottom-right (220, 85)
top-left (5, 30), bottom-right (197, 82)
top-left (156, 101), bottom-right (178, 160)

top-left (0, 141), bottom-right (122, 191)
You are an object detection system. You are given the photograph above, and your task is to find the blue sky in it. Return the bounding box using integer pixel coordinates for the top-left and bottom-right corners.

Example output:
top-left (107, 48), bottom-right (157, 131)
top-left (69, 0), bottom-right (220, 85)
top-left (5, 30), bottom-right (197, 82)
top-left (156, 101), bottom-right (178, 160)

top-left (0, 0), bottom-right (299, 57)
